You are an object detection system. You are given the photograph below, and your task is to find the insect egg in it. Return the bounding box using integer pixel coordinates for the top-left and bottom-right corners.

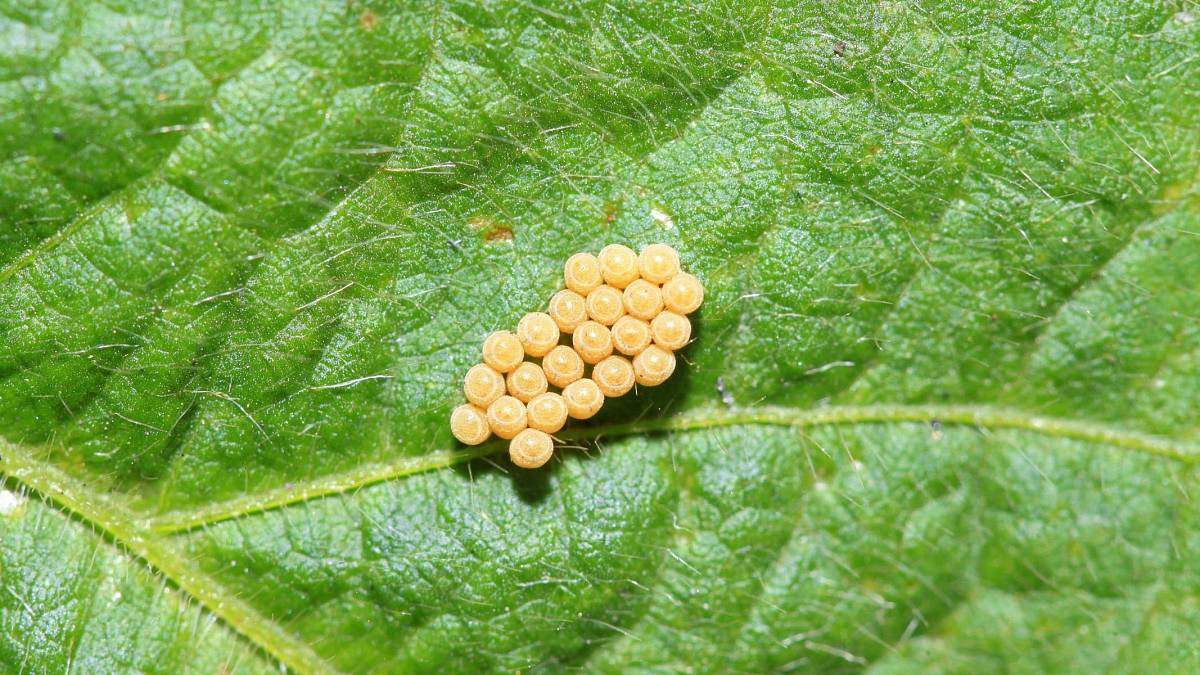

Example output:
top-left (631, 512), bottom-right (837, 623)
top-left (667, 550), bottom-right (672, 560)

top-left (516, 311), bottom-right (559, 357)
top-left (454, 246), bottom-right (699, 463)
top-left (509, 428), bottom-right (554, 469)
top-left (633, 345), bottom-right (676, 386)
top-left (622, 279), bottom-right (663, 321)
top-left (527, 392), bottom-right (569, 434)
top-left (562, 378), bottom-right (604, 419)
top-left (662, 272), bottom-right (704, 315)
top-left (593, 355), bottom-right (635, 397)
top-left (650, 310), bottom-right (691, 350)
top-left (572, 320), bottom-right (614, 364)
top-left (482, 330), bottom-right (524, 373)
top-left (585, 285), bottom-right (625, 326)
top-left (506, 361), bottom-right (548, 402)
top-left (564, 252), bottom-right (603, 295)
top-left (597, 244), bottom-right (640, 289)
top-left (542, 345), bottom-right (584, 388)
top-left (463, 363), bottom-right (506, 407)
top-left (611, 315), bottom-right (652, 356)
top-left (450, 404), bottom-right (491, 445)
top-left (486, 395), bottom-right (528, 439)
top-left (638, 244), bottom-right (680, 284)
top-left (548, 289), bottom-right (588, 332)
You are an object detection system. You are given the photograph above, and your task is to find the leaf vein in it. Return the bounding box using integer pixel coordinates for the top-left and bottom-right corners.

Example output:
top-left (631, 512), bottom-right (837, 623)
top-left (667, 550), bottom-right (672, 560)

top-left (144, 403), bottom-right (1200, 534)
top-left (0, 440), bottom-right (337, 675)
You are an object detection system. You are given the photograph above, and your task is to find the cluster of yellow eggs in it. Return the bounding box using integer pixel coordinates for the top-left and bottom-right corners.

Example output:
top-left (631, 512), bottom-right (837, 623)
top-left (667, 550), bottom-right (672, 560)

top-left (450, 244), bottom-right (704, 468)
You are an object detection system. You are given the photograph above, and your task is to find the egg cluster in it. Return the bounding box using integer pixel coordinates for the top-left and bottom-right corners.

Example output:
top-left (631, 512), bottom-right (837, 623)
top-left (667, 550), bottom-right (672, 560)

top-left (450, 244), bottom-right (704, 468)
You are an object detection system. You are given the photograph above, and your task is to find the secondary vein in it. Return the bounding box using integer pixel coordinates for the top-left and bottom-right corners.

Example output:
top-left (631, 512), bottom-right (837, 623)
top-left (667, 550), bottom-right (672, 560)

top-left (0, 441), bottom-right (337, 675)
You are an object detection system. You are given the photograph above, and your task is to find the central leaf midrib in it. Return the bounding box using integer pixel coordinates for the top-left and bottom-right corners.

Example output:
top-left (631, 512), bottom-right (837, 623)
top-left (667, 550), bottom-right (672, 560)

top-left (142, 402), bottom-right (1200, 535)
top-left (2, 401), bottom-right (1193, 675)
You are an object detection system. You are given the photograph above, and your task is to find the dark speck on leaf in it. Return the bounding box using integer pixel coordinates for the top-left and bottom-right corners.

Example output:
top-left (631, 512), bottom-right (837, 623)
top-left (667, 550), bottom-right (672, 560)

top-left (53, 128), bottom-right (65, 142)
top-left (930, 419), bottom-right (943, 440)
top-left (834, 40), bottom-right (847, 57)
top-left (602, 202), bottom-right (618, 224)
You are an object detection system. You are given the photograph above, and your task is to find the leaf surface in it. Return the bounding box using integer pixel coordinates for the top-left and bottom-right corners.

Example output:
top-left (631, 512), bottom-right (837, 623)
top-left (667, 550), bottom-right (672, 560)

top-left (1, 1), bottom-right (1199, 672)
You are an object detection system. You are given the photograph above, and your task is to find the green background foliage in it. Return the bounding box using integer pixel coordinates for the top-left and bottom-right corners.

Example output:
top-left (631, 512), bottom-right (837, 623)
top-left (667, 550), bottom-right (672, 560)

top-left (2, 0), bottom-right (1199, 672)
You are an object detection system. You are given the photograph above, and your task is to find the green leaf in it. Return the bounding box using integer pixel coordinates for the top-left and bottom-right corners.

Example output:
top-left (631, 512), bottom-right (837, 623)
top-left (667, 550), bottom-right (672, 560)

top-left (1, 1), bottom-right (1199, 672)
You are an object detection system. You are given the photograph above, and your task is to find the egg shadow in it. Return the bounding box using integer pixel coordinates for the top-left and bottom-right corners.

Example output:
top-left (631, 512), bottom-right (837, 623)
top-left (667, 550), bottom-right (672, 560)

top-left (582, 351), bottom-right (694, 430)
top-left (560, 310), bottom-right (701, 464)
top-left (449, 307), bottom-right (703, 504)
top-left (450, 438), bottom-right (559, 505)
top-left (586, 305), bottom-right (703, 429)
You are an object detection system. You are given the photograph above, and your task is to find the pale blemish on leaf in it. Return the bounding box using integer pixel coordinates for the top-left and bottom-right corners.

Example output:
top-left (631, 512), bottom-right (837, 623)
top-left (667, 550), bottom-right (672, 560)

top-left (651, 206), bottom-right (674, 229)
top-left (0, 489), bottom-right (24, 517)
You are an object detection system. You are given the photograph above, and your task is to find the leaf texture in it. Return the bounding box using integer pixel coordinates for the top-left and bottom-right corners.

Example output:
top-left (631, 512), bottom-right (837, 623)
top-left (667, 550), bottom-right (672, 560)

top-left (1, 0), bottom-right (1199, 672)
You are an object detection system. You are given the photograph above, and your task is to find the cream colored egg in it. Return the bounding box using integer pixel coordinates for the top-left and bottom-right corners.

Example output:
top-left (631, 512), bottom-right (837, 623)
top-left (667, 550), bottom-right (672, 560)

top-left (450, 404), bottom-right (491, 445)
top-left (638, 244), bottom-right (681, 284)
top-left (597, 244), bottom-right (639, 289)
top-left (510, 428), bottom-right (554, 469)
top-left (632, 345), bottom-right (676, 386)
top-left (482, 330), bottom-right (524, 373)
